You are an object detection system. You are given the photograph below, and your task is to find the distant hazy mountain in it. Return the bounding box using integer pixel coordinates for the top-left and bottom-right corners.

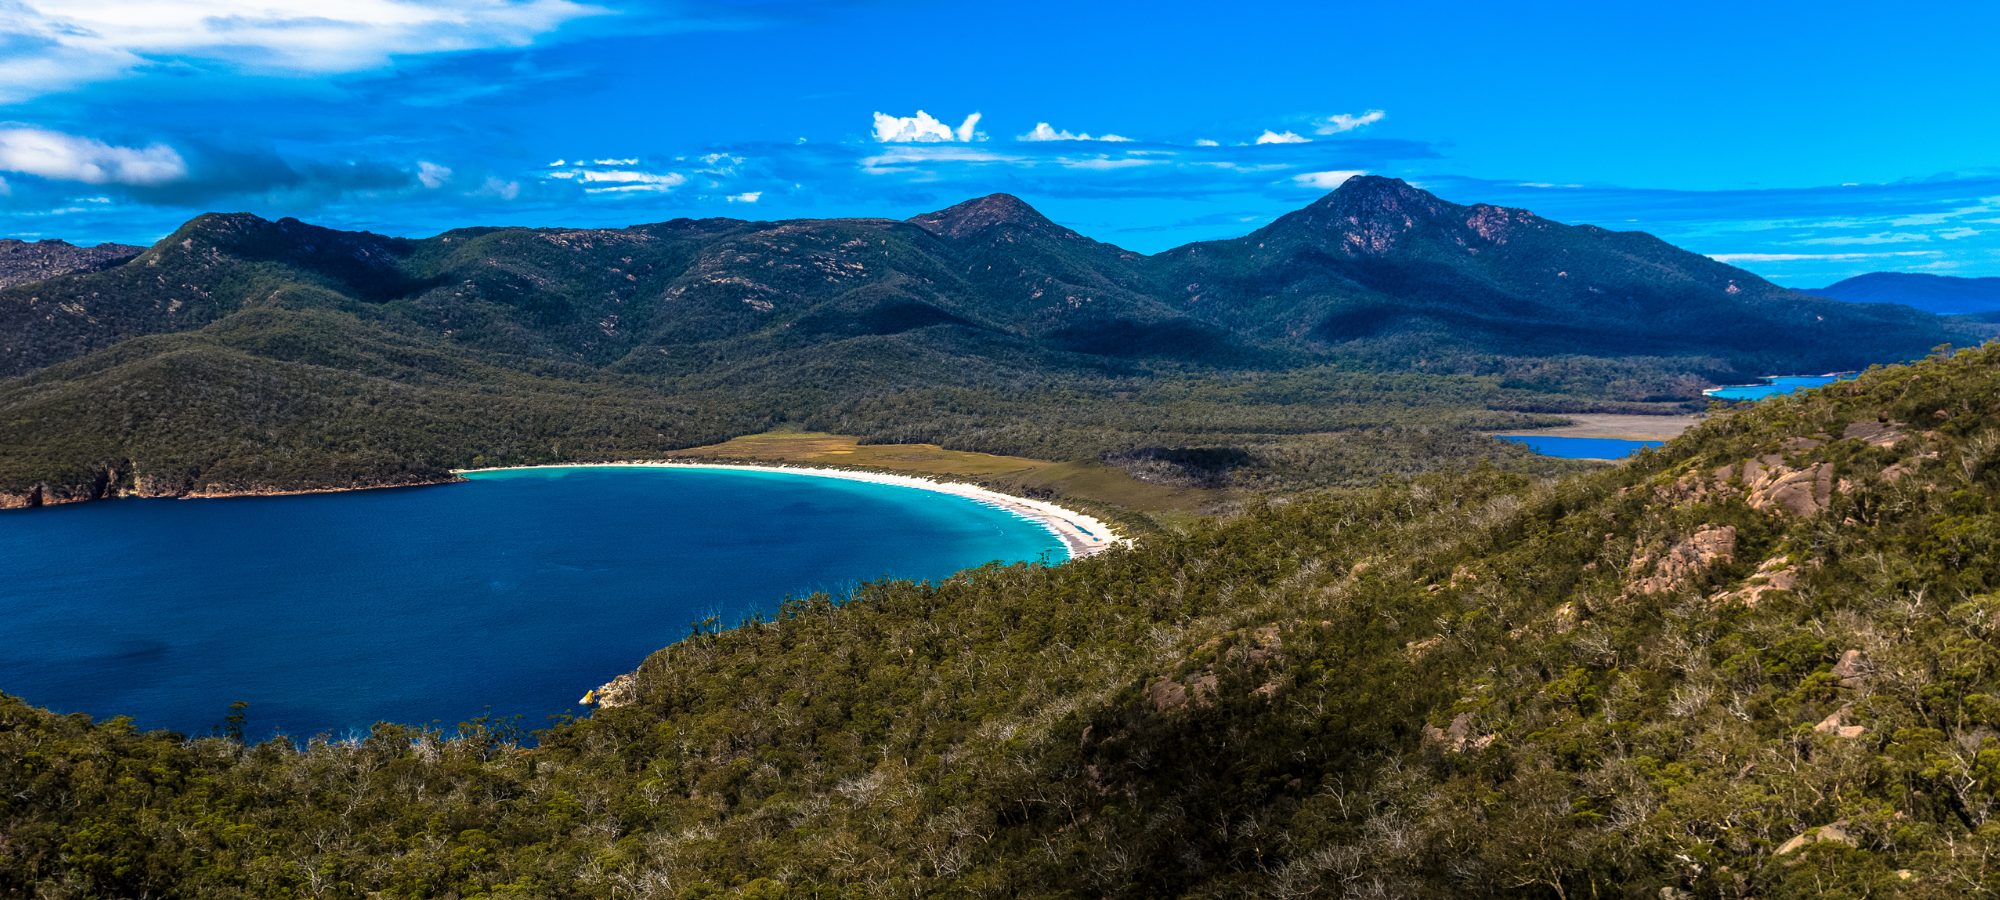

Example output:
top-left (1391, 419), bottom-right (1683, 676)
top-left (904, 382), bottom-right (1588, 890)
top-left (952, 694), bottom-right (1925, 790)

top-left (1806, 271), bottom-right (2000, 316)
top-left (0, 238), bottom-right (141, 289)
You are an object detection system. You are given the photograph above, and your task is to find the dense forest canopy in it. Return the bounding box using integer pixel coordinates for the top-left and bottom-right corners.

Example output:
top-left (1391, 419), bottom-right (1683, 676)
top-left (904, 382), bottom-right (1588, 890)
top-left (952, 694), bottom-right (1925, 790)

top-left (5, 342), bottom-right (2000, 897)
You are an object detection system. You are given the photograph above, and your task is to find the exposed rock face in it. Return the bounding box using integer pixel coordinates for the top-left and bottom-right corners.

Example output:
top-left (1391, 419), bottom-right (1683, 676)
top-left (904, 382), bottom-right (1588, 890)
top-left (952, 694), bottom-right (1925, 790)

top-left (1814, 706), bottom-right (1867, 739)
top-left (1777, 821), bottom-right (1856, 856)
top-left (1424, 712), bottom-right (1497, 753)
top-left (582, 672), bottom-right (638, 709)
top-left (1630, 525), bottom-right (1737, 594)
top-left (0, 238), bottom-right (141, 288)
top-left (1843, 420), bottom-right (1908, 448)
top-left (1832, 649), bottom-right (1871, 688)
top-left (1746, 459), bottom-right (1835, 516)
top-left (1711, 556), bottom-right (1801, 607)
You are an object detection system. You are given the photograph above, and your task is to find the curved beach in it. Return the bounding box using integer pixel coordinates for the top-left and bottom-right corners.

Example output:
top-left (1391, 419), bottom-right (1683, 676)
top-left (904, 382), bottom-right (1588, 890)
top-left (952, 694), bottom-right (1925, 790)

top-left (452, 461), bottom-right (1125, 559)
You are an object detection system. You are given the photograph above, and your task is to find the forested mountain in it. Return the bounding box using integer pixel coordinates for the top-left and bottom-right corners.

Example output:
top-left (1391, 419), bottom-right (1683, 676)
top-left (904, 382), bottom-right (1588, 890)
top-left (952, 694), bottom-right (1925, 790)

top-left (0, 179), bottom-right (1973, 506)
top-left (6, 340), bottom-right (2000, 897)
top-left (1808, 271), bottom-right (2000, 316)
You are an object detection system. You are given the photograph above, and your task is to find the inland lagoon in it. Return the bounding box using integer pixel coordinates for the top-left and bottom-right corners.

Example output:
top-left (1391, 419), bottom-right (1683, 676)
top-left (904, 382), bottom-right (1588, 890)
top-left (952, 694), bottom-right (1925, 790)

top-left (0, 466), bottom-right (1078, 738)
top-left (1497, 435), bottom-right (1664, 460)
top-left (1703, 373), bottom-right (1855, 401)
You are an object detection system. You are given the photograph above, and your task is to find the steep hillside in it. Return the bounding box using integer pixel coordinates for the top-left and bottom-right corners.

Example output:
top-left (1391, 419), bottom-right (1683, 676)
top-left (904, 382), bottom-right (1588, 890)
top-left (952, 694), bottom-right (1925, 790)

top-left (1157, 176), bottom-right (1950, 372)
top-left (1809, 271), bottom-right (2000, 316)
top-left (4, 343), bottom-right (1998, 896)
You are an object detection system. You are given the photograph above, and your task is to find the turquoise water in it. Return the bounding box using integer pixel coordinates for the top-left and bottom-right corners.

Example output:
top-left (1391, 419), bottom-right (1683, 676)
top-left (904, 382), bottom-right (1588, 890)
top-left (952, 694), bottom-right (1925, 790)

top-left (1498, 435), bottom-right (1663, 460)
top-left (0, 466), bottom-right (1065, 739)
top-left (1704, 374), bottom-right (1853, 401)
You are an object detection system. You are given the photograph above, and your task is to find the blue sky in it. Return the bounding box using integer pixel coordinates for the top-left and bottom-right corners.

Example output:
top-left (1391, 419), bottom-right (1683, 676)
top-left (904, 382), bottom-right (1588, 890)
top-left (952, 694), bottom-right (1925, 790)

top-left (0, 0), bottom-right (1995, 286)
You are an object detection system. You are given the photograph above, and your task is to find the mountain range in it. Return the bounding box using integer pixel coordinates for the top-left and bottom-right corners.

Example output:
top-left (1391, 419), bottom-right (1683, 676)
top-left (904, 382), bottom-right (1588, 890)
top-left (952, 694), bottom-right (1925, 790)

top-left (0, 177), bottom-right (1982, 506)
top-left (1807, 271), bottom-right (2000, 317)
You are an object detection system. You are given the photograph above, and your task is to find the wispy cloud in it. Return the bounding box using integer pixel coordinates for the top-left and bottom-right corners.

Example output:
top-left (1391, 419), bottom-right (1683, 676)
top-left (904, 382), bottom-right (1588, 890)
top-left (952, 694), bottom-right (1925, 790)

top-left (0, 128), bottom-right (187, 186)
top-left (1018, 122), bottom-right (1132, 142)
top-left (1293, 169), bottom-right (1366, 190)
top-left (0, 0), bottom-right (608, 102)
top-left (1708, 251), bottom-right (1940, 263)
top-left (725, 191), bottom-right (761, 203)
top-left (1315, 110), bottom-right (1385, 135)
top-left (872, 110), bottom-right (983, 143)
top-left (417, 161), bottom-right (453, 189)
top-left (1255, 130), bottom-right (1310, 145)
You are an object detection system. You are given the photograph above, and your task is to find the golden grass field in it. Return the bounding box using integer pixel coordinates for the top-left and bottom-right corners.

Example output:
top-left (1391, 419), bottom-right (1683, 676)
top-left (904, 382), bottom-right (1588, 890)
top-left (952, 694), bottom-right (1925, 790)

top-left (665, 431), bottom-right (1216, 527)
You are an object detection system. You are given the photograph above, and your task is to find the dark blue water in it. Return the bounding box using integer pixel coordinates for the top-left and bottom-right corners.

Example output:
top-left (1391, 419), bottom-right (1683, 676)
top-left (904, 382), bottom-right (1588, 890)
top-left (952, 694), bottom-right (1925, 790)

top-left (1498, 435), bottom-right (1663, 459)
top-left (1704, 374), bottom-right (1853, 401)
top-left (0, 466), bottom-right (1064, 739)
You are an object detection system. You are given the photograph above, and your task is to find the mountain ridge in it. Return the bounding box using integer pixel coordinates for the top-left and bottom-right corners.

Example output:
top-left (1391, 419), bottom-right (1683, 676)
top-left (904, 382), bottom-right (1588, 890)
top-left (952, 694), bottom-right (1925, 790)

top-left (1807, 270), bottom-right (2000, 316)
top-left (0, 179), bottom-right (1981, 507)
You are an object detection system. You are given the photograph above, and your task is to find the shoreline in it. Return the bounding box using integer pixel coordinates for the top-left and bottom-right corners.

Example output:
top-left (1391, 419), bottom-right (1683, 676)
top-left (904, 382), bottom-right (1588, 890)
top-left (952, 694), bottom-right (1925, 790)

top-left (1487, 412), bottom-right (1704, 442)
top-left (452, 461), bottom-right (1126, 559)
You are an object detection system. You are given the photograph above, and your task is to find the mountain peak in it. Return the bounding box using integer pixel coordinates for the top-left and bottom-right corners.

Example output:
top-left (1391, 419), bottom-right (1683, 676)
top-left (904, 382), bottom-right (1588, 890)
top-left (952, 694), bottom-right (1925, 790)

top-left (908, 193), bottom-right (1058, 239)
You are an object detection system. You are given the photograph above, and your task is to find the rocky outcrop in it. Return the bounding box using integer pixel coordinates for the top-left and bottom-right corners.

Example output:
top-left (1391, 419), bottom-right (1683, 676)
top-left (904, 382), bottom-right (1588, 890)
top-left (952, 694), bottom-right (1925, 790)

top-left (1424, 712), bottom-right (1497, 753)
top-left (581, 672), bottom-right (638, 709)
top-left (1746, 459), bottom-right (1835, 516)
top-left (1710, 556), bottom-right (1801, 607)
top-left (0, 238), bottom-right (141, 288)
top-left (1814, 706), bottom-right (1867, 739)
top-left (0, 461), bottom-right (132, 509)
top-left (1842, 420), bottom-right (1908, 448)
top-left (1777, 821), bottom-right (1856, 856)
top-left (1630, 525), bottom-right (1737, 595)
top-left (1832, 649), bottom-right (1871, 688)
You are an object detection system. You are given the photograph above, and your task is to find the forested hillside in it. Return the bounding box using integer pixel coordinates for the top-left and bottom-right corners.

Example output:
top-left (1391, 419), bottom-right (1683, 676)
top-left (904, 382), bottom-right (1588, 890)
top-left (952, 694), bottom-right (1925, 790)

top-left (5, 343), bottom-right (1999, 897)
top-left (0, 179), bottom-right (1969, 508)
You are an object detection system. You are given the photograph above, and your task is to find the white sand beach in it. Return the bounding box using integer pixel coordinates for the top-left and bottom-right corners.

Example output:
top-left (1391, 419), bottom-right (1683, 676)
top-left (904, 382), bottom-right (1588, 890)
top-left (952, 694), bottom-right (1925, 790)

top-left (452, 461), bottom-right (1126, 560)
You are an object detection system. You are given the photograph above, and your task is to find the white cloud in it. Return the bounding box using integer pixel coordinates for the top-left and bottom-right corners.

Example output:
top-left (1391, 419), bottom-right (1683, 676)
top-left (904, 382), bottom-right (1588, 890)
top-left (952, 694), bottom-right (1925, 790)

top-left (1709, 251), bottom-right (1939, 263)
top-left (417, 161), bottom-right (452, 189)
top-left (474, 176), bottom-right (519, 200)
top-left (547, 159), bottom-right (567, 167)
top-left (872, 110), bottom-right (983, 143)
top-left (1314, 109), bottom-right (1385, 135)
top-left (1058, 156), bottom-right (1158, 170)
top-left (859, 144), bottom-right (1024, 173)
top-left (1293, 169), bottom-right (1366, 190)
top-left (0, 128), bottom-right (186, 186)
top-left (1796, 231), bottom-right (1931, 246)
top-left (591, 157), bottom-right (639, 166)
top-left (0, 0), bottom-right (606, 102)
top-left (1255, 130), bottom-right (1310, 145)
top-left (726, 191), bottom-right (761, 203)
top-left (1938, 227), bottom-right (1981, 240)
top-left (1194, 139), bottom-right (1220, 147)
top-left (1018, 122), bottom-right (1132, 142)
top-left (577, 169), bottom-right (686, 193)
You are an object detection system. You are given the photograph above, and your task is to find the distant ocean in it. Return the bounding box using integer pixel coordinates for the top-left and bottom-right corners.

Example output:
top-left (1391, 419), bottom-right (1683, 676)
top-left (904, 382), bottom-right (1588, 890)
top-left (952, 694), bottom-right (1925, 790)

top-left (0, 467), bottom-right (1064, 738)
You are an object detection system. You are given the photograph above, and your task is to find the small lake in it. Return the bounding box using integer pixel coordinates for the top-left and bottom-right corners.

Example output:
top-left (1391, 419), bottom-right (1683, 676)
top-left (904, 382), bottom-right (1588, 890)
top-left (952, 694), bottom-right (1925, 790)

top-left (0, 466), bottom-right (1066, 738)
top-left (1704, 374), bottom-right (1854, 401)
top-left (1497, 435), bottom-right (1664, 460)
